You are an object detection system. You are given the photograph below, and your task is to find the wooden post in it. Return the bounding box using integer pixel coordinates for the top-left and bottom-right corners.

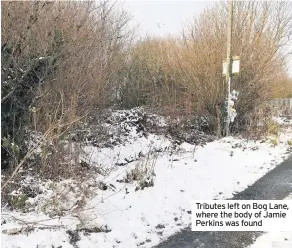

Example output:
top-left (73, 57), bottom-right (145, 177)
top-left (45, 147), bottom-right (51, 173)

top-left (224, 0), bottom-right (234, 136)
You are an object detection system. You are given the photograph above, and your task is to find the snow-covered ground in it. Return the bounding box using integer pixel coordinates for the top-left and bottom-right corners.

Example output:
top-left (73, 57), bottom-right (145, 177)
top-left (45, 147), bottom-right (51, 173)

top-left (272, 116), bottom-right (292, 126)
top-left (249, 232), bottom-right (292, 248)
top-left (2, 111), bottom-right (292, 248)
top-left (249, 194), bottom-right (292, 248)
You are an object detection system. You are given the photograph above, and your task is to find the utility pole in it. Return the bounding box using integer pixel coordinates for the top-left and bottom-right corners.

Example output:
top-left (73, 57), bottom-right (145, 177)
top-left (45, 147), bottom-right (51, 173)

top-left (224, 0), bottom-right (234, 136)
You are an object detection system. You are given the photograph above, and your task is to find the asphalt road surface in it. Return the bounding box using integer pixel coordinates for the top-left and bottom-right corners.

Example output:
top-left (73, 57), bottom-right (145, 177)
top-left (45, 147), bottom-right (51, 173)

top-left (154, 155), bottom-right (292, 248)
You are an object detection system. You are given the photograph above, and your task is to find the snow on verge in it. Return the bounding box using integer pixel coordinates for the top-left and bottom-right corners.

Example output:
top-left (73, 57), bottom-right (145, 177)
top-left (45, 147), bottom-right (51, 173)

top-left (2, 128), bottom-right (292, 248)
top-left (273, 116), bottom-right (292, 126)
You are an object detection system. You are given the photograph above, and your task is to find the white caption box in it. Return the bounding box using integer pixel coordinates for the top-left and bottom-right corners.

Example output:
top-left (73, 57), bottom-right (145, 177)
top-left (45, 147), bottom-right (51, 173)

top-left (192, 200), bottom-right (292, 231)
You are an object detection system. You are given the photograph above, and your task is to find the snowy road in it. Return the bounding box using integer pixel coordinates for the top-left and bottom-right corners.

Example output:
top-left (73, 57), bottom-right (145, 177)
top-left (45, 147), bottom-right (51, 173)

top-left (155, 155), bottom-right (292, 248)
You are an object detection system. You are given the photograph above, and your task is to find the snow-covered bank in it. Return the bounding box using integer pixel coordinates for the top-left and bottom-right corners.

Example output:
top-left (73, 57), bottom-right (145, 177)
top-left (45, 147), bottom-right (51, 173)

top-left (76, 133), bottom-right (292, 248)
top-left (2, 109), bottom-right (292, 248)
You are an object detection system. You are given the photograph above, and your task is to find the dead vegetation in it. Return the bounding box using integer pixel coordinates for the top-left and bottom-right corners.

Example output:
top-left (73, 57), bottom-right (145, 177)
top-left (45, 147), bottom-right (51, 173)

top-left (1, 0), bottom-right (292, 215)
top-left (1, 0), bottom-right (133, 188)
top-left (120, 1), bottom-right (292, 134)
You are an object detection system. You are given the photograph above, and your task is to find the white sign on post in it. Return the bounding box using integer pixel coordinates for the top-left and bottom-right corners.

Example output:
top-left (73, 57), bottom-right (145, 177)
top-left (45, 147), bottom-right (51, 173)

top-left (223, 56), bottom-right (240, 75)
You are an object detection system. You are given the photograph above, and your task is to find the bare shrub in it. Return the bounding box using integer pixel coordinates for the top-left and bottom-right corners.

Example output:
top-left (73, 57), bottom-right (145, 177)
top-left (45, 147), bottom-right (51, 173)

top-left (1, 1), bottom-right (133, 176)
top-left (121, 153), bottom-right (159, 191)
top-left (119, 1), bottom-right (291, 134)
top-left (241, 104), bottom-right (281, 139)
top-left (119, 37), bottom-right (184, 111)
top-left (182, 1), bottom-right (292, 131)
